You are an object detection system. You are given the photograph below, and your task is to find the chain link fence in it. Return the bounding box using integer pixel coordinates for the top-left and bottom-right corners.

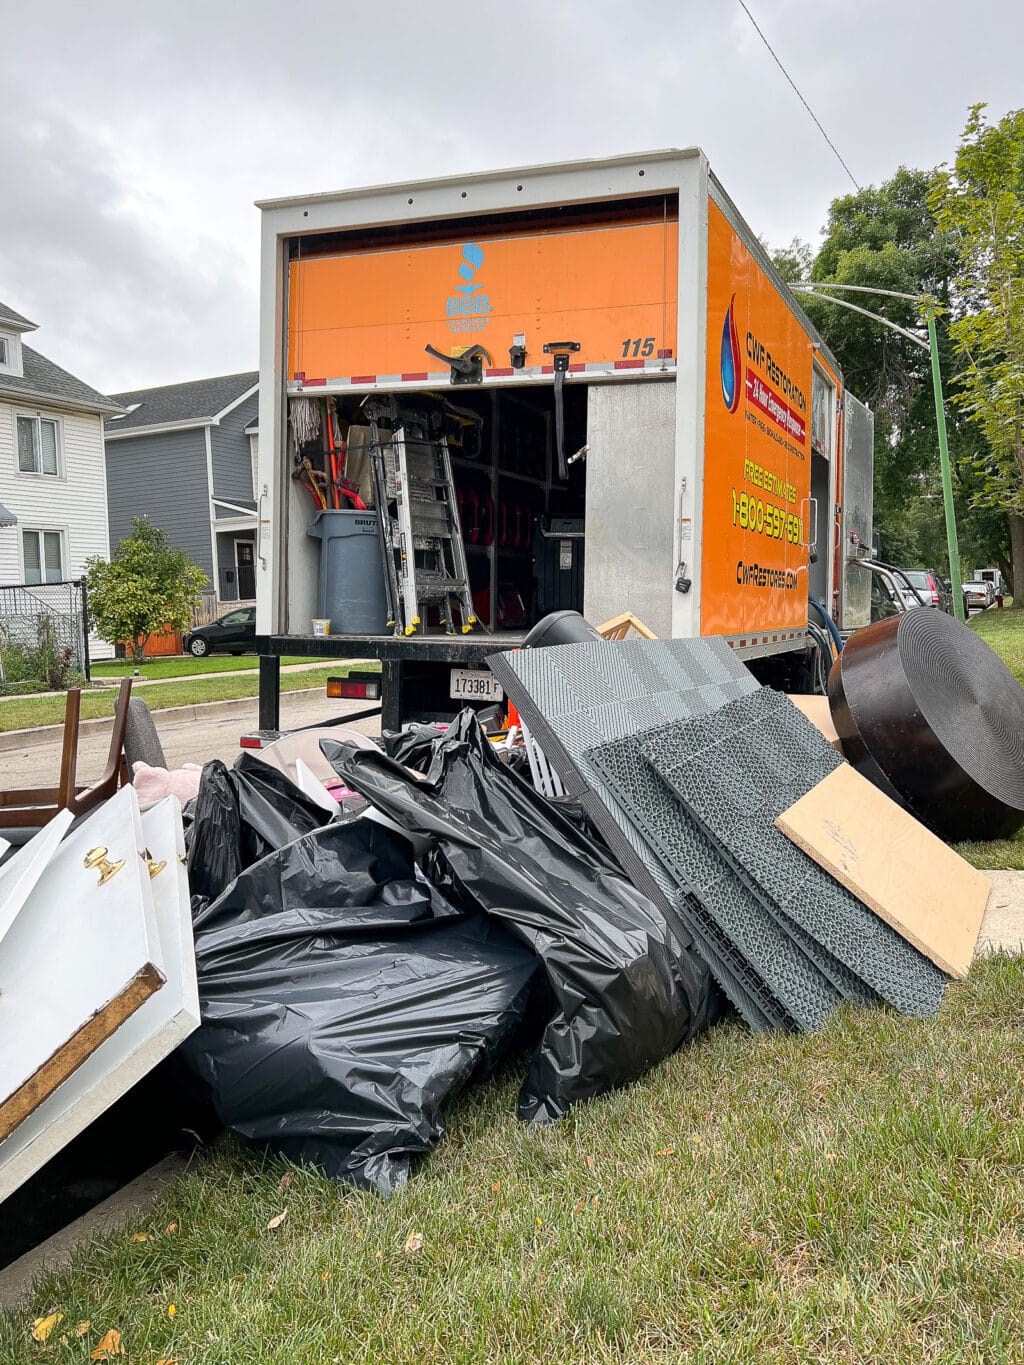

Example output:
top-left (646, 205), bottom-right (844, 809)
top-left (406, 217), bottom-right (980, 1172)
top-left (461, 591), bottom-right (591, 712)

top-left (0, 579), bottom-right (89, 689)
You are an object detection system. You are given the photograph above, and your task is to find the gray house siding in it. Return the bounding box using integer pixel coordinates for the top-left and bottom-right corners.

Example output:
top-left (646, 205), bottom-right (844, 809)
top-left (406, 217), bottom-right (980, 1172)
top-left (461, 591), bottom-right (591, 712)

top-left (105, 429), bottom-right (214, 583)
top-left (210, 391), bottom-right (258, 512)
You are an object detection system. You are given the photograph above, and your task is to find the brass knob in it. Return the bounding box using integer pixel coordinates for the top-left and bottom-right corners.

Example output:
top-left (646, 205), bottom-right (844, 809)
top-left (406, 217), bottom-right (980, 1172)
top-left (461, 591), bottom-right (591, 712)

top-left (140, 849), bottom-right (167, 879)
top-left (83, 847), bottom-right (125, 886)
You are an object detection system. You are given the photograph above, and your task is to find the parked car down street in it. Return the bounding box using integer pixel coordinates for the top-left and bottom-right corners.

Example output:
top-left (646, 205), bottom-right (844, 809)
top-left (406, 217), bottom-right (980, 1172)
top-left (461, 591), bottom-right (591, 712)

top-left (868, 562), bottom-right (928, 623)
top-left (963, 581), bottom-right (997, 612)
top-left (184, 605), bottom-right (256, 657)
top-left (902, 568), bottom-right (953, 613)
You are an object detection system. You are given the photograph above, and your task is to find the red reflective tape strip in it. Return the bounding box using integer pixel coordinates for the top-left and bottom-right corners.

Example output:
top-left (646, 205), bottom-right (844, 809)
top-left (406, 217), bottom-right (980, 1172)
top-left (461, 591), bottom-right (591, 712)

top-left (541, 364), bottom-right (555, 374)
top-left (350, 375), bottom-right (376, 385)
top-left (485, 367), bottom-right (515, 378)
top-left (656, 348), bottom-right (673, 360)
top-left (292, 371), bottom-right (305, 381)
top-left (303, 377), bottom-right (326, 387)
top-left (614, 359), bottom-right (645, 370)
top-left (727, 639), bottom-right (735, 648)
top-left (568, 363), bottom-right (586, 373)
top-left (739, 639), bottom-right (747, 647)
top-left (401, 372), bottom-right (429, 382)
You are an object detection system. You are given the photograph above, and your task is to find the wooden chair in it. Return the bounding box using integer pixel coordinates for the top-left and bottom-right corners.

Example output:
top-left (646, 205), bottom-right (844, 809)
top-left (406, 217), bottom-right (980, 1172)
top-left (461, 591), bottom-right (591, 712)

top-left (596, 612), bottom-right (659, 641)
top-left (0, 679), bottom-right (133, 831)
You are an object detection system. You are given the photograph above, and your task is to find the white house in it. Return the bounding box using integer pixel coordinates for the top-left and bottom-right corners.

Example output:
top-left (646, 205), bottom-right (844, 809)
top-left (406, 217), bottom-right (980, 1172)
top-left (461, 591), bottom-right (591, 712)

top-left (0, 300), bottom-right (123, 661)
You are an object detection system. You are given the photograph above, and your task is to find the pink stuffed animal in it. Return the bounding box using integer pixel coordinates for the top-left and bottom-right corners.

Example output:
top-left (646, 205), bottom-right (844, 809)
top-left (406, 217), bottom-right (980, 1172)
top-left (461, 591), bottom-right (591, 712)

top-left (132, 761), bottom-right (203, 805)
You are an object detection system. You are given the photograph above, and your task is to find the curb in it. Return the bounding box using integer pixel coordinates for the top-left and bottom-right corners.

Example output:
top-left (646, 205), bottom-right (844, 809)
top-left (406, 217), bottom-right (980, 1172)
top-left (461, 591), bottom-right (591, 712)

top-left (0, 1156), bottom-right (188, 1310)
top-left (0, 695), bottom-right (265, 753)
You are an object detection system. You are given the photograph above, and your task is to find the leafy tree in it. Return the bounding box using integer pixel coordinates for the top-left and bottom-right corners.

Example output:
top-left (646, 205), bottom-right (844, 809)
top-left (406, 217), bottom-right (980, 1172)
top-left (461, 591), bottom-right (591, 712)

top-left (929, 104), bottom-right (1024, 602)
top-left (85, 518), bottom-right (208, 664)
top-left (772, 166), bottom-right (979, 573)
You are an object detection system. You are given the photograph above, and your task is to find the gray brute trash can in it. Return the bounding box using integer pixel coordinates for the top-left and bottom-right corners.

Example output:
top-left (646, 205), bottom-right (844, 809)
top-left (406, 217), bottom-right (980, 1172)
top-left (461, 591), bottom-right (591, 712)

top-left (307, 509), bottom-right (390, 634)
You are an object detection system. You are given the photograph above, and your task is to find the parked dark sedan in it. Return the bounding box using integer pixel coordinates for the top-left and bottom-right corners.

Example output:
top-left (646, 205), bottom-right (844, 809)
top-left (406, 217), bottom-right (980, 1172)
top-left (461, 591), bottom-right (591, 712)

top-left (184, 605), bottom-right (256, 657)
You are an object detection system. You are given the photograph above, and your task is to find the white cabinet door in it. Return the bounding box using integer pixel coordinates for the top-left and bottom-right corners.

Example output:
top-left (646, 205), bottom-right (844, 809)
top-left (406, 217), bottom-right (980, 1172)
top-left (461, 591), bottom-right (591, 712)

top-left (0, 786), bottom-right (164, 1145)
top-left (0, 796), bottom-right (200, 1201)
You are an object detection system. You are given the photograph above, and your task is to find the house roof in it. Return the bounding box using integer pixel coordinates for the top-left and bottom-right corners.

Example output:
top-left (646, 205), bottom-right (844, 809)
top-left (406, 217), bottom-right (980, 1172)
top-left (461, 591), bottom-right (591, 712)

top-left (106, 371), bottom-right (258, 434)
top-left (0, 344), bottom-right (123, 415)
top-left (0, 300), bottom-right (37, 331)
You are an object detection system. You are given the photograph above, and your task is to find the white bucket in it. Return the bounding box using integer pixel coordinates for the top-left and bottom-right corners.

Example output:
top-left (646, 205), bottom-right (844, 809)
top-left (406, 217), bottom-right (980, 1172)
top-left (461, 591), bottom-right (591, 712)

top-left (311, 618), bottom-right (331, 637)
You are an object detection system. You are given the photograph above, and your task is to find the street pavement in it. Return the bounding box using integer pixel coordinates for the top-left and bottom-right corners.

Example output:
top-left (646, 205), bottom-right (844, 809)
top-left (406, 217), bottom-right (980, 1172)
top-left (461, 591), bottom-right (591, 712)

top-left (0, 692), bottom-right (381, 788)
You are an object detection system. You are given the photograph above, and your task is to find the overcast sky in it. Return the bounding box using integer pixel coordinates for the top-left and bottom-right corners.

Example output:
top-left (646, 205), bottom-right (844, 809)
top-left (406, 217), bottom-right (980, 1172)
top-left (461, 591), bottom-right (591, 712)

top-left (2, 0), bottom-right (1021, 394)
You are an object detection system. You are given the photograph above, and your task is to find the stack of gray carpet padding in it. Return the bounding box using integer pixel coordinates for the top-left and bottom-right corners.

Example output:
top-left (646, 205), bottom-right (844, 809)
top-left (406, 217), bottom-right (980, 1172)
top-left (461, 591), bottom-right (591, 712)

top-left (488, 637), bottom-right (946, 1030)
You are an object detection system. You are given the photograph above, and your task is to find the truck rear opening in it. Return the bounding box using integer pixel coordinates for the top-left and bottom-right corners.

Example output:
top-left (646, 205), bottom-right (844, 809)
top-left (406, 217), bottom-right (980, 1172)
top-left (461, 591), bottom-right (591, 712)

top-left (295, 381), bottom-right (591, 634)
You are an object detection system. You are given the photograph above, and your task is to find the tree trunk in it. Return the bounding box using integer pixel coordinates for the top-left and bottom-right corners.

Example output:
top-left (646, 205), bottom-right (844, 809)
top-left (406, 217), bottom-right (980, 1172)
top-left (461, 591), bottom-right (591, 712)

top-left (1009, 512), bottom-right (1024, 605)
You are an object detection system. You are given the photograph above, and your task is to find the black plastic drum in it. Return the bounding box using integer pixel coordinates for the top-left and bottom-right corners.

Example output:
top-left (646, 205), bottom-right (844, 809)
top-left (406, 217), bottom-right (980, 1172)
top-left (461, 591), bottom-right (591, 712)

top-left (828, 610), bottom-right (1024, 842)
top-left (523, 610), bottom-right (603, 650)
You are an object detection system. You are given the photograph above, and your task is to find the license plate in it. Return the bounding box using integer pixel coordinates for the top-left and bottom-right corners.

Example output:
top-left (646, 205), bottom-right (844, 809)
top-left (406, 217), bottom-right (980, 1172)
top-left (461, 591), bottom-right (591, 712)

top-left (450, 668), bottom-right (504, 703)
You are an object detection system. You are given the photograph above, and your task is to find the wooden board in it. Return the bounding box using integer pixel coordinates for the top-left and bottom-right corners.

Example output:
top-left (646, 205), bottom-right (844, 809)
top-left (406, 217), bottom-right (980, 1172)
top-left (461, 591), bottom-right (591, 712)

top-left (787, 694), bottom-right (841, 749)
top-left (775, 764), bottom-right (990, 978)
top-left (0, 798), bottom-right (200, 1201)
top-left (0, 786), bottom-right (164, 1143)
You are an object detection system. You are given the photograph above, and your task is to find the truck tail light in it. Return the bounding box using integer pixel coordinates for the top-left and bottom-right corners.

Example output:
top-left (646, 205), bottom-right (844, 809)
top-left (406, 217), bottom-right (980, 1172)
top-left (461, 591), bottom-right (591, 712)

top-left (927, 575), bottom-right (941, 605)
top-left (327, 671), bottom-right (381, 700)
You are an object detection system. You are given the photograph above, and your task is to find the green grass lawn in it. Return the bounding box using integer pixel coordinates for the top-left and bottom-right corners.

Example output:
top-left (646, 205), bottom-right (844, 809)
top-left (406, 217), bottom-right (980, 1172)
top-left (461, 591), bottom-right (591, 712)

top-left (0, 665), bottom-right (377, 734)
top-left (6, 956), bottom-right (1024, 1364)
top-left (952, 605), bottom-right (1024, 868)
top-left (968, 601), bottom-right (1023, 685)
top-left (90, 656), bottom-right (319, 682)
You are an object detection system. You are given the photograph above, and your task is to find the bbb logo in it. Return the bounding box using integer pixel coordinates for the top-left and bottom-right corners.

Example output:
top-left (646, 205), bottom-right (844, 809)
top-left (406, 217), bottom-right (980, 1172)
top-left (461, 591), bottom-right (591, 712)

top-left (446, 243), bottom-right (491, 320)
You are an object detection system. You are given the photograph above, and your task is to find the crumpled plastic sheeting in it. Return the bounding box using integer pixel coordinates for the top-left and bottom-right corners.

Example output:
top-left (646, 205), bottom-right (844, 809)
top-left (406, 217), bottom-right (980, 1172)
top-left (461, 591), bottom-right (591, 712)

top-left (187, 753), bottom-right (334, 906)
top-left (182, 817), bottom-right (538, 1194)
top-left (323, 711), bottom-right (713, 1123)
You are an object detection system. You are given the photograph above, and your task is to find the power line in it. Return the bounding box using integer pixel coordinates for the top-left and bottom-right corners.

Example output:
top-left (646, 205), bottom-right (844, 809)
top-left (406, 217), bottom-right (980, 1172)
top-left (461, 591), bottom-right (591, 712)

top-left (736, 0), bottom-right (861, 192)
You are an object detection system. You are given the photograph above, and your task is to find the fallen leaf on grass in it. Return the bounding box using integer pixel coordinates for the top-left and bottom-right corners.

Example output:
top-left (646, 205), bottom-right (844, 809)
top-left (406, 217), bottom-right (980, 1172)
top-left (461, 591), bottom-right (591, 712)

top-left (491, 1182), bottom-right (501, 1193)
top-left (403, 1231), bottom-right (424, 1255)
top-left (277, 1171), bottom-right (293, 1194)
top-left (131, 1232), bottom-right (152, 1243)
top-left (156, 1359), bottom-right (179, 1365)
top-left (90, 1328), bottom-right (124, 1359)
top-left (164, 1222), bottom-right (179, 1235)
top-left (655, 1148), bottom-right (676, 1157)
top-left (31, 1313), bottom-right (63, 1343)
top-left (266, 1209), bottom-right (288, 1232)
top-left (167, 1303), bottom-right (176, 1319)
top-left (584, 1156), bottom-right (594, 1170)
top-left (75, 1321), bottom-right (92, 1338)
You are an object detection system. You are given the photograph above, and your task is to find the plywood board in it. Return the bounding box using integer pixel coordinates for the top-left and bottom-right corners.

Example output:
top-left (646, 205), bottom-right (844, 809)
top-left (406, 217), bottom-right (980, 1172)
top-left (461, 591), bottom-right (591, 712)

top-left (0, 786), bottom-right (164, 1142)
top-left (775, 764), bottom-right (990, 978)
top-left (0, 798), bottom-right (199, 1201)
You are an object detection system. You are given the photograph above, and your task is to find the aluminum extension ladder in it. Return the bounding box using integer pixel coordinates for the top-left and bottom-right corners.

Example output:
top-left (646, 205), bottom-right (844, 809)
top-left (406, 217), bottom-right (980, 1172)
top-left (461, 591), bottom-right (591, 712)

top-left (366, 397), bottom-right (480, 637)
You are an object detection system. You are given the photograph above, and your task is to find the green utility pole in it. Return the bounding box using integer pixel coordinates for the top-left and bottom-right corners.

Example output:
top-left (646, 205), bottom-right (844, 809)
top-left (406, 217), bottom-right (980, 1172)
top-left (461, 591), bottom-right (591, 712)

top-left (927, 311), bottom-right (965, 622)
top-left (790, 281), bottom-right (966, 622)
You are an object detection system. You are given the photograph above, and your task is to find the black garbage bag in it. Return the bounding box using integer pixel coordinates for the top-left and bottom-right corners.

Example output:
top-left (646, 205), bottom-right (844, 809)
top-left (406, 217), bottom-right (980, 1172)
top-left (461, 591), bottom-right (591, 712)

top-left (181, 817), bottom-right (538, 1194)
top-left (187, 754), bottom-right (334, 906)
top-left (382, 725), bottom-right (447, 771)
top-left (323, 711), bottom-right (713, 1123)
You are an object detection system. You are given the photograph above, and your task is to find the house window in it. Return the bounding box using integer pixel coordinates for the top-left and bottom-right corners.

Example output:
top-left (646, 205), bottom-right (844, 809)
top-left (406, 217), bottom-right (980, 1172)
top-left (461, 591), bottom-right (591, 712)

top-left (17, 414), bottom-right (61, 476)
top-left (22, 529), bottom-right (65, 584)
top-left (0, 337), bottom-right (7, 366)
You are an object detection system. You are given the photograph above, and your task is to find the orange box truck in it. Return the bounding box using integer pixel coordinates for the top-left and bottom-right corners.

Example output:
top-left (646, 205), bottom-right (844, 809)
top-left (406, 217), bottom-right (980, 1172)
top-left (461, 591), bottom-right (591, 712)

top-left (253, 149), bottom-right (873, 730)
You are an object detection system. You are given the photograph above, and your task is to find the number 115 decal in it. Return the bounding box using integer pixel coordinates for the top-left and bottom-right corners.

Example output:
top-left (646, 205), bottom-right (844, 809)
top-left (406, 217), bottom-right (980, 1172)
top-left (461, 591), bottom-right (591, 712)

top-left (620, 337), bottom-right (656, 358)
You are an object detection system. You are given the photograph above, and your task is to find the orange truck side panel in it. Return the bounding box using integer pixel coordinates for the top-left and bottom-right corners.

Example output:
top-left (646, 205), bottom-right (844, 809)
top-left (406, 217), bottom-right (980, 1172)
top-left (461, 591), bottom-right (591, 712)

top-left (701, 201), bottom-right (813, 638)
top-left (288, 219), bottom-right (678, 381)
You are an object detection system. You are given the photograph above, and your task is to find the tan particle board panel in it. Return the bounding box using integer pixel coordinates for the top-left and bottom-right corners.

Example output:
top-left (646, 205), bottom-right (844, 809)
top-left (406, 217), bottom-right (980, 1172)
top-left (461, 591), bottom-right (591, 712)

top-left (786, 694), bottom-right (841, 750)
top-left (775, 764), bottom-right (989, 978)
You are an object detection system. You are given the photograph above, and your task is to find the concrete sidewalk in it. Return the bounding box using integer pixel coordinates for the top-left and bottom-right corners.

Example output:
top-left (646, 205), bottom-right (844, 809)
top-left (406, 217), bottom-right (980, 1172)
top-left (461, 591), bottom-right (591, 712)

top-left (1, 659), bottom-right (356, 704)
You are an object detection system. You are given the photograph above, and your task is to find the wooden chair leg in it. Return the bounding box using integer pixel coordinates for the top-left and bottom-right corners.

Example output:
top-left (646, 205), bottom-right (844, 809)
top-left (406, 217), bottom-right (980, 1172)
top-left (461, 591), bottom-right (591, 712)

top-left (56, 688), bottom-right (81, 810)
top-left (68, 679), bottom-right (132, 816)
